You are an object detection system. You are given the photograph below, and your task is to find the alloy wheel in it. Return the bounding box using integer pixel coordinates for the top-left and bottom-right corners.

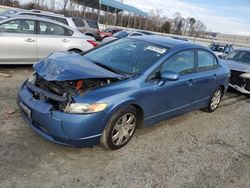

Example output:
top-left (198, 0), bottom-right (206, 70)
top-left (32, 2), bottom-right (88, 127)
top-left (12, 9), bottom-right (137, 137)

top-left (111, 113), bottom-right (136, 146)
top-left (210, 89), bottom-right (222, 110)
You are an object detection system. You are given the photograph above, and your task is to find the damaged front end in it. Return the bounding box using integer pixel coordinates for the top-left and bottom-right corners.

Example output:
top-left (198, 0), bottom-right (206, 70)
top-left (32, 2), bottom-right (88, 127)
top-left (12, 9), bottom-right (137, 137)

top-left (229, 70), bottom-right (250, 94)
top-left (25, 52), bottom-right (126, 113)
top-left (27, 72), bottom-right (120, 112)
top-left (17, 52), bottom-right (129, 146)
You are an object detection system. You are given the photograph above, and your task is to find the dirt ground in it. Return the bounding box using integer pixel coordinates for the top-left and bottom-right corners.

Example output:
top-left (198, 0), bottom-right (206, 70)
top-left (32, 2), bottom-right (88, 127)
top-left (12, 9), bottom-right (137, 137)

top-left (0, 66), bottom-right (249, 188)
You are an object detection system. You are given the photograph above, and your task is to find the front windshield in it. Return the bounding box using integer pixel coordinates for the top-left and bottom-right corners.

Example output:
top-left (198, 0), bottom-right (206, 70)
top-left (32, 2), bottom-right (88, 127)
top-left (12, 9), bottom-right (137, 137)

top-left (84, 39), bottom-right (168, 75)
top-left (225, 50), bottom-right (250, 64)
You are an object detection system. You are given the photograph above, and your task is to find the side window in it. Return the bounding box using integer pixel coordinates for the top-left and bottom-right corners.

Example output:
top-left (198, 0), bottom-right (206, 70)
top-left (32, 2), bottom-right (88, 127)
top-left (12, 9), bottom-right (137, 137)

top-left (198, 50), bottom-right (218, 71)
top-left (0, 19), bottom-right (35, 34)
top-left (162, 50), bottom-right (195, 75)
top-left (65, 28), bottom-right (74, 36)
top-left (39, 21), bottom-right (68, 36)
top-left (72, 18), bottom-right (85, 27)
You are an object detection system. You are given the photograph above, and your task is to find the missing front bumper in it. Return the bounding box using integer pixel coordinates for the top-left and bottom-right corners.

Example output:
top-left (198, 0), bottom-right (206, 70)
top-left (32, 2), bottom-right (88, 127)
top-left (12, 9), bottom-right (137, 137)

top-left (229, 83), bottom-right (250, 94)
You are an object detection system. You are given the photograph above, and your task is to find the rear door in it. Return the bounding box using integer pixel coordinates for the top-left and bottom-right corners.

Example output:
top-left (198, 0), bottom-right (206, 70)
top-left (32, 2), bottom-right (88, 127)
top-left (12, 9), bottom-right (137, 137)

top-left (0, 18), bottom-right (37, 64)
top-left (36, 21), bottom-right (73, 59)
top-left (192, 50), bottom-right (219, 105)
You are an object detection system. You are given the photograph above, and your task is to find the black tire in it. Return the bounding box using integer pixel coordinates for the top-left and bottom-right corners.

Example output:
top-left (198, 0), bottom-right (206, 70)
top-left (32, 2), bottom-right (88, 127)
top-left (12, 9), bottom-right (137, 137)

top-left (100, 105), bottom-right (138, 150)
top-left (245, 94), bottom-right (250, 98)
top-left (205, 88), bottom-right (223, 112)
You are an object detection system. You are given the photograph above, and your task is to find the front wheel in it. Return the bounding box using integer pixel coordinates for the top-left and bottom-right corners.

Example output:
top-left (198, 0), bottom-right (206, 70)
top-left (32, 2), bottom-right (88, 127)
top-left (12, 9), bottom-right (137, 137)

top-left (100, 106), bottom-right (138, 150)
top-left (205, 88), bottom-right (222, 112)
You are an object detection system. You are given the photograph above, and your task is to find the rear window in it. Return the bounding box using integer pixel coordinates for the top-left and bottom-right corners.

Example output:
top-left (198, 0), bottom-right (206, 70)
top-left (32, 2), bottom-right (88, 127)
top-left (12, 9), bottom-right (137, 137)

top-left (86, 20), bottom-right (99, 29)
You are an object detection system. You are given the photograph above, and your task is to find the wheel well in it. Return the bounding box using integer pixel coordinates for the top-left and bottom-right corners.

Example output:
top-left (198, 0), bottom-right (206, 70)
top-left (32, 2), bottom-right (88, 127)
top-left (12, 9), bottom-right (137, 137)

top-left (130, 104), bottom-right (144, 127)
top-left (220, 85), bottom-right (225, 94)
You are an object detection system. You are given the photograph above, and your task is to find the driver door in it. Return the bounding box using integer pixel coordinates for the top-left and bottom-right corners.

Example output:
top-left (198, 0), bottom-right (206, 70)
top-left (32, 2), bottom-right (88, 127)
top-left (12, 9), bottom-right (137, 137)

top-left (149, 50), bottom-right (197, 124)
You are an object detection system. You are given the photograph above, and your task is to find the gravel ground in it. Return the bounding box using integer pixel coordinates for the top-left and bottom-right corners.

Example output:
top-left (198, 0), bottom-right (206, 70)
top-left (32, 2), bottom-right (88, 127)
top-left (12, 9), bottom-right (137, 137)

top-left (0, 66), bottom-right (249, 188)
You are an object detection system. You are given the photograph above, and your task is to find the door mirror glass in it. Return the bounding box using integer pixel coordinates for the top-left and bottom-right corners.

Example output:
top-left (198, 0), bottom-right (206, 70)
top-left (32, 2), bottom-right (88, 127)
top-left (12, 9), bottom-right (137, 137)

top-left (161, 71), bottom-right (179, 81)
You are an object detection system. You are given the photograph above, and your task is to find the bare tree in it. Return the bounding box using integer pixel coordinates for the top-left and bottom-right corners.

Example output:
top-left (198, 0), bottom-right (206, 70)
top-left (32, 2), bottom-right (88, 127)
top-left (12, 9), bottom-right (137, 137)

top-left (171, 12), bottom-right (185, 35)
top-left (192, 20), bottom-right (206, 37)
top-left (161, 21), bottom-right (171, 33)
top-left (50, 0), bottom-right (56, 11)
top-left (62, 0), bottom-right (70, 13)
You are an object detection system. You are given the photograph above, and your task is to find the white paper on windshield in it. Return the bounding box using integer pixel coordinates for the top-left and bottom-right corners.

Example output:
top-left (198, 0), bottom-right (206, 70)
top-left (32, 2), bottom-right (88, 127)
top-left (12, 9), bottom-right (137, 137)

top-left (146, 46), bottom-right (166, 54)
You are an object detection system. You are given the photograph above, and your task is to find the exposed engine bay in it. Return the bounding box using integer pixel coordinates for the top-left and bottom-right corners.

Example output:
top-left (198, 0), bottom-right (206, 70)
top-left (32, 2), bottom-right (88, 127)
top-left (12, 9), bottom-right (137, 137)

top-left (27, 73), bottom-right (120, 111)
top-left (230, 70), bottom-right (250, 94)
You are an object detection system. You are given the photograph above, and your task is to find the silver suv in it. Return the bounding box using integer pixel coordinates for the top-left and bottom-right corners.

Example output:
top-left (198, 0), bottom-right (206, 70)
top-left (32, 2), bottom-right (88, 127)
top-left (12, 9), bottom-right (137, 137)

top-left (0, 8), bottom-right (102, 41)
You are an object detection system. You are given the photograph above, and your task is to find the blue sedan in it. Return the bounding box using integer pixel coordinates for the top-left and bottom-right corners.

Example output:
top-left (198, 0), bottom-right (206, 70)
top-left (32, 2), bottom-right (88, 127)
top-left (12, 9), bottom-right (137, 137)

top-left (17, 36), bottom-right (230, 149)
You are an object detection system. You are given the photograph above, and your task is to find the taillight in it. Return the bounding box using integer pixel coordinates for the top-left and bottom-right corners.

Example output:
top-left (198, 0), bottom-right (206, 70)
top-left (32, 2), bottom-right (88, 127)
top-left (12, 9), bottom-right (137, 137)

top-left (87, 40), bottom-right (98, 47)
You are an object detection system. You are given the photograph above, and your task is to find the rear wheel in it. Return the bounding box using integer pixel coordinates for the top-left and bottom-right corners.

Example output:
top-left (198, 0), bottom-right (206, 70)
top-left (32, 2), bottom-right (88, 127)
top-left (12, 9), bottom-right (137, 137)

top-left (100, 106), bottom-right (138, 150)
top-left (205, 88), bottom-right (222, 112)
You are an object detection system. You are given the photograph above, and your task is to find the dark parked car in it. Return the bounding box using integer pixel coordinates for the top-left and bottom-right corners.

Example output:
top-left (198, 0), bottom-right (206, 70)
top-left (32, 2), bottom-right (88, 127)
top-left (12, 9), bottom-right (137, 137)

top-left (209, 43), bottom-right (234, 58)
top-left (17, 36), bottom-right (230, 149)
top-left (222, 49), bottom-right (250, 96)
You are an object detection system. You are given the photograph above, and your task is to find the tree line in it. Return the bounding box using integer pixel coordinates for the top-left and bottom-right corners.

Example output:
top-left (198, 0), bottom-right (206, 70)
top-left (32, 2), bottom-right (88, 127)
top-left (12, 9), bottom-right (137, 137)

top-left (1, 0), bottom-right (207, 37)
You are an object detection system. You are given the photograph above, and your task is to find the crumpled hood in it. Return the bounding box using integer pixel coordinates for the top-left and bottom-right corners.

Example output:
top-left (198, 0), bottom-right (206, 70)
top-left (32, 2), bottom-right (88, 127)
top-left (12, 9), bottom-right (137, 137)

top-left (33, 52), bottom-right (124, 81)
top-left (222, 59), bottom-right (250, 72)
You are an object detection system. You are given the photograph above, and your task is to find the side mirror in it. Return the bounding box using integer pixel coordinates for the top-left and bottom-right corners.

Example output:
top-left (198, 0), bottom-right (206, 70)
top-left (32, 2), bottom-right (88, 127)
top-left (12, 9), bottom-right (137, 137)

top-left (161, 71), bottom-right (179, 81)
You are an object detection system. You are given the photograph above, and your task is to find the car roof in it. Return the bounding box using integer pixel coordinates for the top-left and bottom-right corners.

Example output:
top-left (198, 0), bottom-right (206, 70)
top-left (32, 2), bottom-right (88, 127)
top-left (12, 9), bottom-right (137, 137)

top-left (18, 11), bottom-right (67, 19)
top-left (129, 35), bottom-right (202, 48)
top-left (0, 15), bottom-right (74, 30)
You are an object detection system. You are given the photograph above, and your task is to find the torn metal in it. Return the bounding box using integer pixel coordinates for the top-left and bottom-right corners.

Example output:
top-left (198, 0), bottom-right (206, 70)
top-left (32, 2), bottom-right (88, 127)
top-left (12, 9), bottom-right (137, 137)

top-left (28, 52), bottom-right (125, 111)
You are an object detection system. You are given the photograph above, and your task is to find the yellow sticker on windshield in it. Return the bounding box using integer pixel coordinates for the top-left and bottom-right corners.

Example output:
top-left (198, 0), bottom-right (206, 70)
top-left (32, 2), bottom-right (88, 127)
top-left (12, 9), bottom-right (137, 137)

top-left (146, 46), bottom-right (166, 54)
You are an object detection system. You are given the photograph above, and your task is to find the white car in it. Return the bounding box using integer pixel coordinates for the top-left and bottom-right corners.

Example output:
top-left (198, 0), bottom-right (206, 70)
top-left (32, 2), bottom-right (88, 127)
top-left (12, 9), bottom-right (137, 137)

top-left (0, 15), bottom-right (97, 64)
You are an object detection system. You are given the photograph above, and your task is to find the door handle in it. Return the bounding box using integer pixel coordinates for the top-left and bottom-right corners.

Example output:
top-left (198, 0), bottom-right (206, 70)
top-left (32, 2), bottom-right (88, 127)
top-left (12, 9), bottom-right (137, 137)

top-left (186, 79), bottom-right (193, 86)
top-left (26, 38), bottom-right (35, 42)
top-left (62, 39), bottom-right (70, 43)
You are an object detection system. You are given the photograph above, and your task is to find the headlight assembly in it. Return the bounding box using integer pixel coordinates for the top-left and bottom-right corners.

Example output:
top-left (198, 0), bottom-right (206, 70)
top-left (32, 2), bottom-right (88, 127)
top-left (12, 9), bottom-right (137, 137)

top-left (64, 103), bottom-right (107, 114)
top-left (28, 72), bottom-right (37, 84)
top-left (240, 72), bottom-right (250, 80)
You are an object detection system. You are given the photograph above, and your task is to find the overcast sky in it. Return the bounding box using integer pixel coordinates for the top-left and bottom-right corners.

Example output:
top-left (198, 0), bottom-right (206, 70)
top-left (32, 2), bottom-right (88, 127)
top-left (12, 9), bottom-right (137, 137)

top-left (19, 0), bottom-right (250, 35)
top-left (123, 0), bottom-right (250, 35)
